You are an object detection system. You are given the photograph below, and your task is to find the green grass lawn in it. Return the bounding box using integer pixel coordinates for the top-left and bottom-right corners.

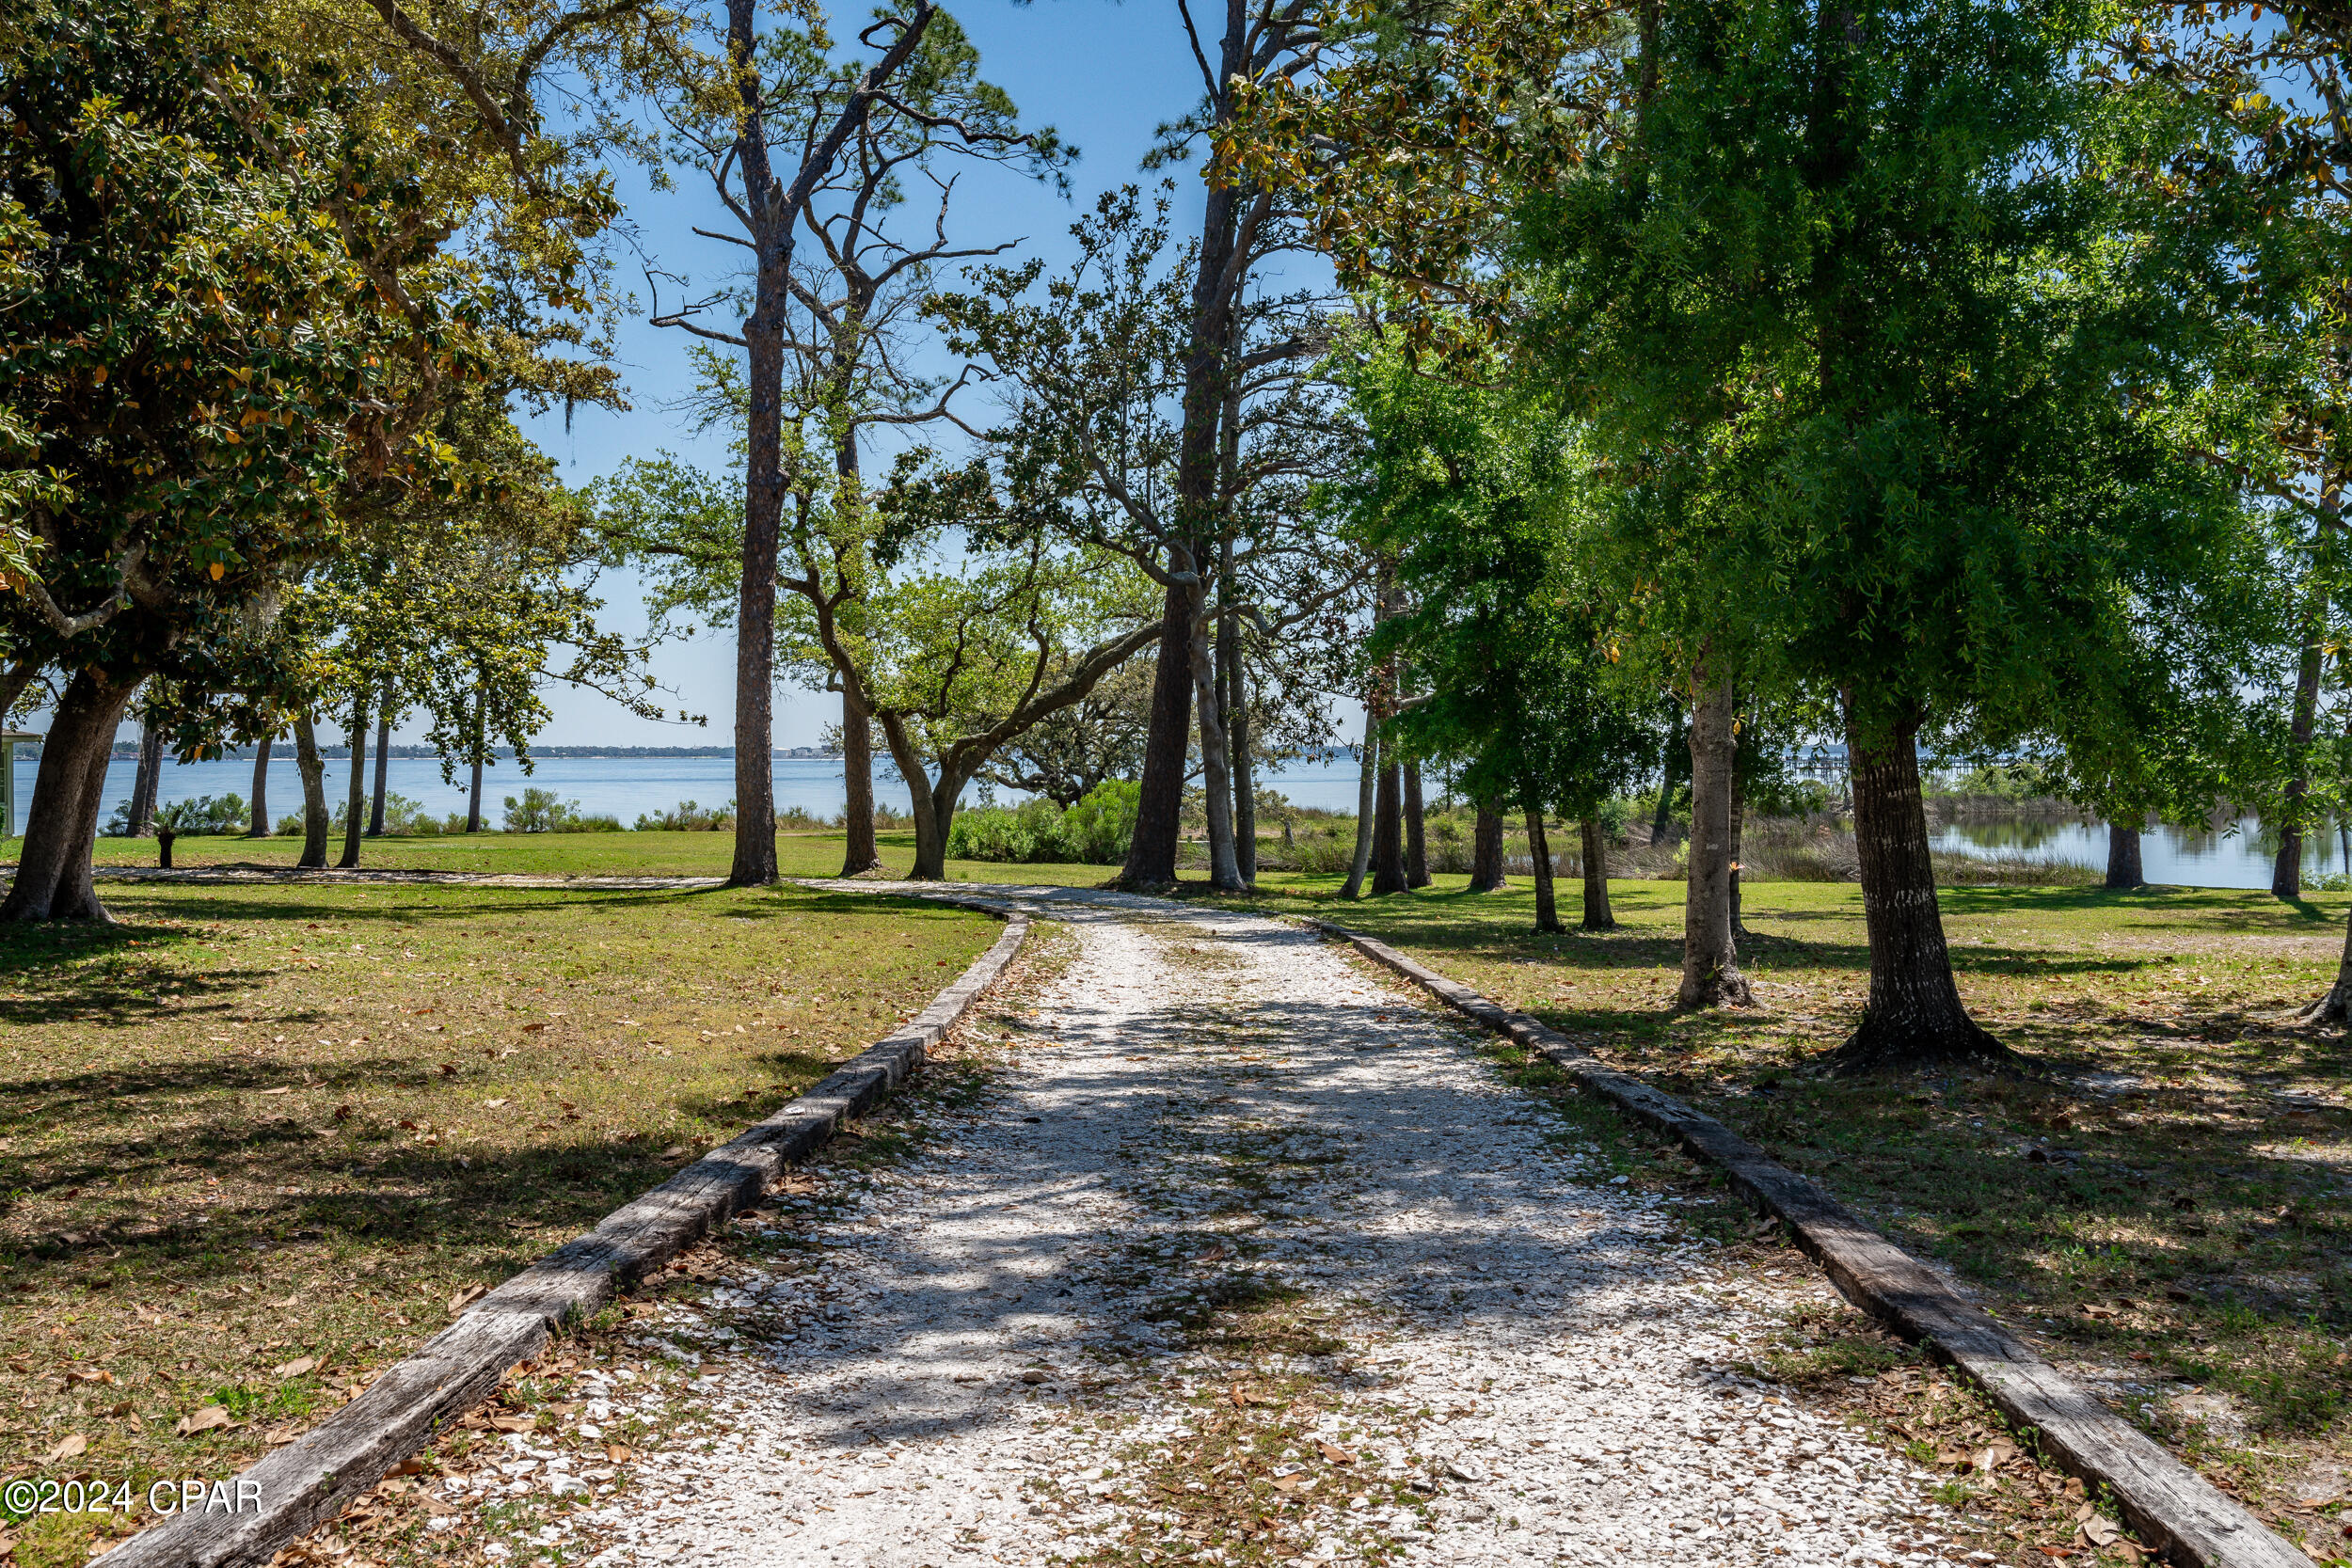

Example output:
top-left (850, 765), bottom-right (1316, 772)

top-left (1247, 872), bottom-right (2352, 1538)
top-left (72, 825), bottom-right (1123, 883)
top-left (0, 878), bottom-right (998, 1562)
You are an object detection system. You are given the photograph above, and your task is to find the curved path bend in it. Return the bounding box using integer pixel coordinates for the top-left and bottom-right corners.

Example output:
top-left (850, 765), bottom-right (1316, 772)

top-left (460, 887), bottom-right (1976, 1568)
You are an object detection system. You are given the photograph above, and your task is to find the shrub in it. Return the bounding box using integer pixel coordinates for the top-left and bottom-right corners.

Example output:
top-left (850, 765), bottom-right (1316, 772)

top-left (109, 793), bottom-right (246, 836)
top-left (947, 798), bottom-right (1068, 863)
top-left (373, 793), bottom-right (442, 835)
top-left (501, 788), bottom-right (620, 833)
top-left (946, 781), bottom-right (1146, 865)
top-left (635, 799), bottom-right (735, 832)
top-left (1059, 780), bottom-right (1140, 863)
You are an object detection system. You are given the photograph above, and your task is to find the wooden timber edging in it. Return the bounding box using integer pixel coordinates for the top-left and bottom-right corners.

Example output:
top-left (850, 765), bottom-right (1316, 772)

top-left (105, 903), bottom-right (1031, 1568)
top-left (1309, 919), bottom-right (2306, 1568)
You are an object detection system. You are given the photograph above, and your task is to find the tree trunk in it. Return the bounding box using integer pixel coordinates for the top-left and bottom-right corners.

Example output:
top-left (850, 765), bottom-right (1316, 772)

top-left (1729, 777), bottom-right (1749, 938)
top-left (838, 684), bottom-right (882, 876)
top-left (1829, 713), bottom-right (2011, 1071)
top-left (880, 714), bottom-right (950, 881)
top-left (1526, 809), bottom-right (1561, 933)
top-left (466, 683), bottom-right (485, 833)
top-left (1650, 717), bottom-right (1686, 845)
top-left (1371, 749), bottom-right (1406, 895)
top-left (1126, 42), bottom-right (1245, 887)
top-left (130, 719), bottom-right (163, 836)
top-left (1678, 671), bottom-right (1753, 1008)
top-left (1404, 763), bottom-right (1429, 887)
top-left (723, 0), bottom-right (788, 891)
top-left (727, 412), bottom-right (781, 886)
top-left (1188, 598), bottom-right (1244, 891)
top-left (2275, 626), bottom-right (2321, 898)
top-left (2106, 818), bottom-right (2145, 891)
top-left (2274, 507), bottom-right (2339, 899)
top-left (1221, 580), bottom-right (1257, 887)
top-left (368, 699), bottom-right (391, 836)
top-left (1120, 576), bottom-right (1199, 891)
top-left (248, 735), bottom-right (272, 836)
top-left (1341, 724), bottom-right (1377, 899)
top-left (1469, 800), bottom-right (1508, 892)
top-left (2301, 898), bottom-right (2352, 1024)
top-left (1580, 817), bottom-right (1616, 931)
top-left (914, 775), bottom-right (964, 883)
top-left (338, 689), bottom-right (367, 869)
top-left (0, 668), bottom-right (136, 922)
top-left (294, 714), bottom-right (330, 870)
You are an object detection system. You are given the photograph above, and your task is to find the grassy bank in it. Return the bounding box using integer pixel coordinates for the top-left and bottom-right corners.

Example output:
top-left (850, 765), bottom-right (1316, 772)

top-left (1258, 875), bottom-right (2352, 1554)
top-left (0, 879), bottom-right (996, 1563)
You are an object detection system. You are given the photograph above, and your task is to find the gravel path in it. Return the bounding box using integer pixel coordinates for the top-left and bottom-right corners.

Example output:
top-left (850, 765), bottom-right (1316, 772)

top-left (487, 890), bottom-right (1979, 1568)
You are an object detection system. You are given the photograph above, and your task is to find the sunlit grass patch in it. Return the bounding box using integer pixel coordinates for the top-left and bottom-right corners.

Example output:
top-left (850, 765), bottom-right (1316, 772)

top-left (0, 880), bottom-right (996, 1564)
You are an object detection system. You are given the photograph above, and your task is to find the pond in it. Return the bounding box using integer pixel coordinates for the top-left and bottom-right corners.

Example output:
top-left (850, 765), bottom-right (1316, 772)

top-left (1930, 813), bottom-right (2347, 891)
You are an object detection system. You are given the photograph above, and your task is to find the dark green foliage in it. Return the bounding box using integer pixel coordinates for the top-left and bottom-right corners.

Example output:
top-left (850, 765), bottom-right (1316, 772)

top-left (1349, 353), bottom-right (1658, 821)
top-left (0, 0), bottom-right (403, 684)
top-left (946, 780), bottom-right (1140, 864)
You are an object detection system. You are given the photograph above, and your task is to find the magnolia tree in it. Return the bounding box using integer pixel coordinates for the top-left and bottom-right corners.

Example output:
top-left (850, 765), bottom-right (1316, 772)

top-left (0, 2), bottom-right (402, 919)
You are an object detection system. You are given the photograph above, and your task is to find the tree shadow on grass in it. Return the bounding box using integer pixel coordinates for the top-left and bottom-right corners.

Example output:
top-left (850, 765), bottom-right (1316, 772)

top-left (0, 1029), bottom-right (880, 1292)
top-left (0, 882), bottom-right (978, 1027)
top-left (1297, 886), bottom-right (2146, 987)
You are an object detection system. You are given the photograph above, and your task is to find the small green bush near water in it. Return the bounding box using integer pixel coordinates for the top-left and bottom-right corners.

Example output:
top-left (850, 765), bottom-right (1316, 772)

top-left (503, 787), bottom-right (623, 833)
top-left (635, 798), bottom-right (734, 832)
top-left (106, 792), bottom-right (246, 836)
top-left (947, 780), bottom-right (1140, 864)
top-left (274, 793), bottom-right (458, 836)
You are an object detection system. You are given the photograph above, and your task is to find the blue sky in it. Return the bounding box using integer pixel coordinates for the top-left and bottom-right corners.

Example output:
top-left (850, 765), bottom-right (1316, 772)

top-left (508, 0), bottom-right (1221, 747)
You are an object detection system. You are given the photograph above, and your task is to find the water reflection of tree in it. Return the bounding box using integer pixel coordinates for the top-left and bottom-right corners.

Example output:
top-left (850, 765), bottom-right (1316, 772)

top-left (1931, 810), bottom-right (2350, 876)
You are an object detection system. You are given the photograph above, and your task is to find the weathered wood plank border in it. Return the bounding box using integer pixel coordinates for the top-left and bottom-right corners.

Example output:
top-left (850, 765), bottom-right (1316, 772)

top-left (105, 901), bottom-right (1031, 1568)
top-left (1309, 919), bottom-right (2305, 1568)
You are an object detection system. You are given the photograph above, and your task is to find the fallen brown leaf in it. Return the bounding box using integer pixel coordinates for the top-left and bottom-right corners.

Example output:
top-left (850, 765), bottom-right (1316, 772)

top-left (174, 1406), bottom-right (231, 1436)
top-left (605, 1444), bottom-right (633, 1463)
top-left (448, 1285), bottom-right (487, 1316)
top-left (43, 1433), bottom-right (87, 1464)
top-left (271, 1357), bottom-right (317, 1379)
